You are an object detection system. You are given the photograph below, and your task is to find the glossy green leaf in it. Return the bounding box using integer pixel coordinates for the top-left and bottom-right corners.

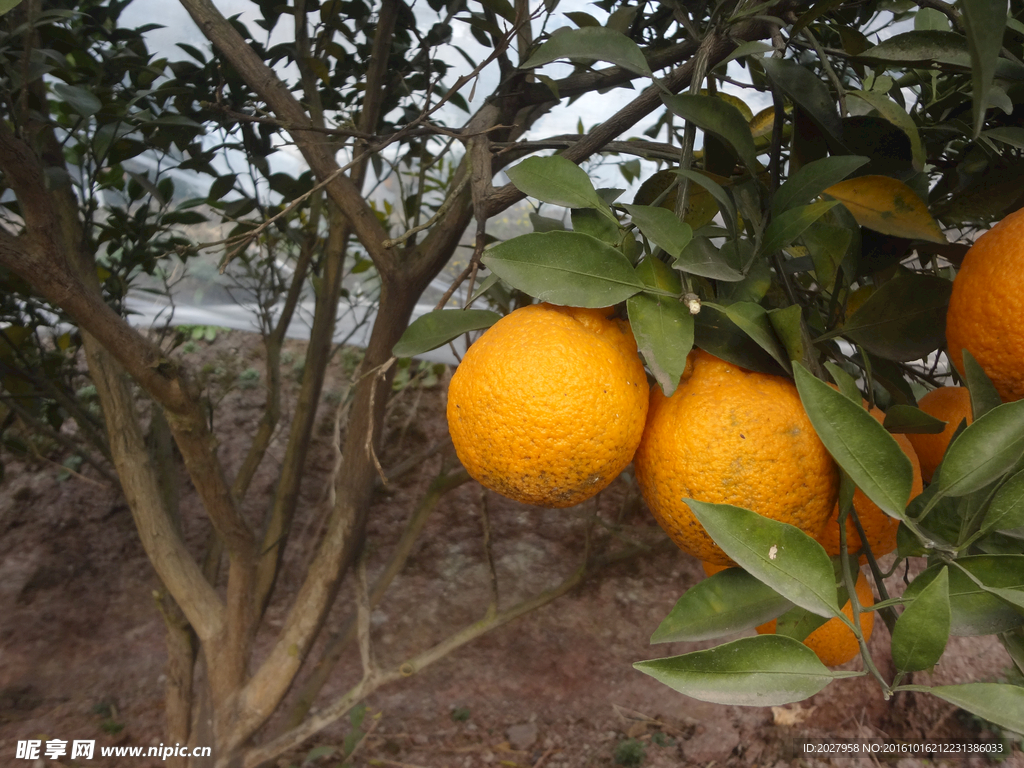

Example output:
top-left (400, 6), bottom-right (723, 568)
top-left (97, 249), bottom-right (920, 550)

top-left (53, 83), bottom-right (103, 117)
top-left (929, 683), bottom-right (1024, 736)
top-left (761, 201), bottom-right (839, 256)
top-left (673, 237), bottom-right (745, 281)
top-left (506, 155), bottom-right (611, 217)
top-left (628, 261), bottom-right (693, 396)
top-left (961, 0), bottom-right (1009, 138)
top-left (849, 90), bottom-right (925, 170)
top-left (694, 306), bottom-right (787, 376)
top-left (684, 499), bottom-right (839, 618)
top-left (571, 207), bottom-right (619, 244)
top-left (635, 635), bottom-right (851, 706)
top-left (717, 255), bottom-right (771, 305)
top-left (882, 405), bottom-right (946, 435)
top-left (521, 26), bottom-right (652, 76)
top-left (803, 220), bottom-right (853, 291)
top-left (773, 605), bottom-right (830, 643)
top-left (622, 204), bottom-right (692, 258)
top-left (651, 568), bottom-right (792, 643)
top-left (794, 363), bottom-right (913, 517)
top-left (392, 309), bottom-right (501, 357)
top-left (772, 156), bottom-right (869, 217)
top-left (482, 231), bottom-right (644, 307)
top-left (825, 362), bottom-right (862, 405)
top-left (837, 272), bottom-right (952, 362)
top-left (663, 93), bottom-right (760, 176)
top-left (761, 57), bottom-right (842, 140)
top-left (982, 126), bottom-right (1024, 150)
top-left (962, 349), bottom-right (1003, 420)
top-left (768, 305), bottom-right (809, 367)
top-left (722, 302), bottom-right (790, 372)
top-left (892, 567), bottom-right (950, 672)
top-left (937, 398), bottom-right (1024, 497)
top-left (858, 30), bottom-right (970, 66)
top-left (904, 557), bottom-right (1024, 636)
top-left (980, 470), bottom-right (1024, 536)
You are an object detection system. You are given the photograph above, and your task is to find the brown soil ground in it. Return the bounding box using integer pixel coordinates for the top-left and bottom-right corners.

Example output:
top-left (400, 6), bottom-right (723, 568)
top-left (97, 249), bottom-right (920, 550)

top-left (0, 330), bottom-right (1021, 768)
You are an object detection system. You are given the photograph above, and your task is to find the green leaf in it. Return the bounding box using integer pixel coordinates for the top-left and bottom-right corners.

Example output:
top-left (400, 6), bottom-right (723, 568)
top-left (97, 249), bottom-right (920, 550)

top-left (521, 26), bottom-right (652, 76)
top-left (761, 57), bottom-right (842, 140)
top-left (903, 557), bottom-right (1024, 636)
top-left (628, 279), bottom-right (693, 397)
top-left (773, 605), bottom-right (830, 643)
top-left (712, 41), bottom-right (774, 71)
top-left (651, 568), bottom-right (792, 643)
top-left (929, 683), bottom-right (1024, 736)
top-left (980, 470), bottom-right (1024, 536)
top-left (635, 635), bottom-right (851, 706)
top-left (506, 155), bottom-right (611, 218)
top-left (937, 398), bottom-right (1024, 497)
top-left (858, 30), bottom-right (970, 66)
top-left (722, 302), bottom-right (790, 373)
top-left (482, 231), bottom-right (644, 307)
top-left (0, 0), bottom-right (23, 15)
top-left (571, 207), bottom-right (619, 244)
top-left (824, 176), bottom-right (946, 244)
top-left (303, 745), bottom-right (337, 764)
top-left (961, 0), bottom-right (1009, 138)
top-left (772, 156), bottom-right (869, 218)
top-left (622, 204), bottom-right (693, 258)
top-left (761, 201), bottom-right (839, 256)
top-left (892, 566), bottom-right (950, 672)
top-left (962, 349), bottom-right (1003, 420)
top-left (662, 93), bottom-right (760, 176)
top-left (794, 363), bottom-right (913, 517)
top-left (673, 237), bottom-right (745, 281)
top-left (849, 90), bottom-right (925, 171)
top-left (882, 404), bottom-right (946, 435)
top-left (684, 499), bottom-right (840, 618)
top-left (825, 361), bottom-right (862, 405)
top-left (676, 169), bottom-right (738, 234)
top-left (694, 305), bottom-right (787, 375)
top-left (392, 309), bottom-right (501, 358)
top-left (1000, 629), bottom-right (1024, 676)
top-left (52, 82), bottom-right (103, 117)
top-left (981, 126), bottom-right (1024, 150)
top-left (768, 305), bottom-right (809, 367)
top-left (837, 272), bottom-right (952, 362)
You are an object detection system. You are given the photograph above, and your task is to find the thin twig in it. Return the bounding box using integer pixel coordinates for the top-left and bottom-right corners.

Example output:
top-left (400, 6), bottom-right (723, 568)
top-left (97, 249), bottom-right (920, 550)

top-left (383, 172), bottom-right (471, 249)
top-left (356, 549), bottom-right (376, 679)
top-left (478, 485), bottom-right (499, 616)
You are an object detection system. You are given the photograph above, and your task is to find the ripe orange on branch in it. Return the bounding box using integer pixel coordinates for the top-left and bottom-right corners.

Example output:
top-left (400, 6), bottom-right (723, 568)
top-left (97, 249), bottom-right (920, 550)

top-left (633, 349), bottom-right (839, 565)
top-left (905, 386), bottom-right (973, 484)
top-left (946, 206), bottom-right (1024, 402)
top-left (757, 570), bottom-right (875, 667)
top-left (446, 303), bottom-right (648, 508)
top-left (815, 406), bottom-right (923, 560)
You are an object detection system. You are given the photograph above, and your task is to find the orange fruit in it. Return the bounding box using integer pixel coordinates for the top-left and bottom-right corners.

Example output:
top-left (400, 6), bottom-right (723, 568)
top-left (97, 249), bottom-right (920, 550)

top-left (701, 561), bottom-right (731, 577)
top-left (757, 570), bottom-right (875, 666)
top-left (446, 303), bottom-right (648, 508)
top-left (905, 386), bottom-right (973, 483)
top-left (815, 406), bottom-right (923, 560)
top-left (633, 349), bottom-right (839, 565)
top-left (946, 207), bottom-right (1024, 402)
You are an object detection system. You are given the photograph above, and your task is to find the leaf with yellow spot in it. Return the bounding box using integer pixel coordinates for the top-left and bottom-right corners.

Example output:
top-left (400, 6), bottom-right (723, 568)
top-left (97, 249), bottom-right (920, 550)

top-left (823, 175), bottom-right (946, 243)
top-left (750, 106), bottom-right (777, 139)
